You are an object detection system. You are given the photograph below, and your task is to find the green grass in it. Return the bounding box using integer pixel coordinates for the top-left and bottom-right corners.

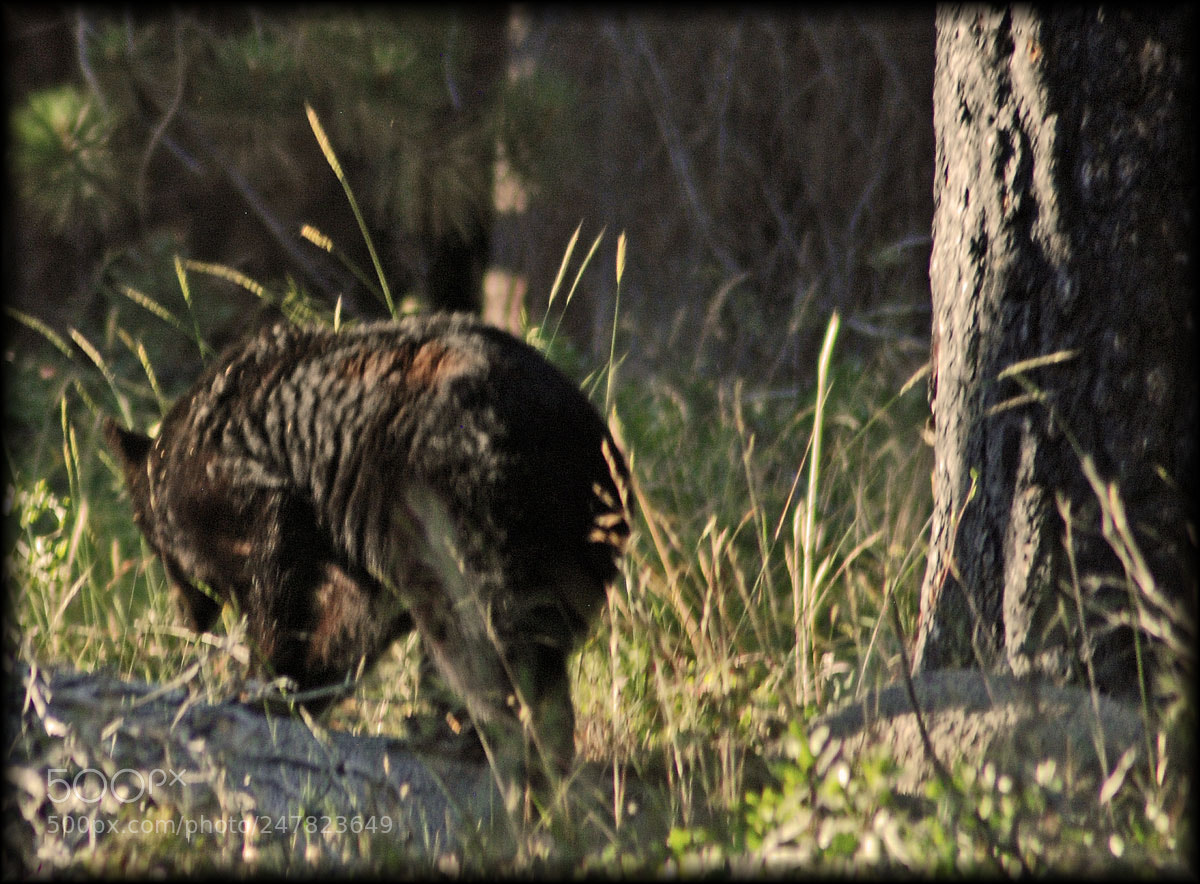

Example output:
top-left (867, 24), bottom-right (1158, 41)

top-left (4, 113), bottom-right (1190, 874)
top-left (4, 263), bottom-right (1190, 872)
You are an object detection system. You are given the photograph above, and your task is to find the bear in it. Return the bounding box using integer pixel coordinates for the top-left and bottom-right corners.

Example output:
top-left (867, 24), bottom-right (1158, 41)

top-left (104, 313), bottom-right (631, 785)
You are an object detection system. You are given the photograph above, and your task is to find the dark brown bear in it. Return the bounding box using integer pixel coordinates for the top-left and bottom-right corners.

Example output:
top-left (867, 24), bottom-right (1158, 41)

top-left (105, 314), bottom-right (630, 779)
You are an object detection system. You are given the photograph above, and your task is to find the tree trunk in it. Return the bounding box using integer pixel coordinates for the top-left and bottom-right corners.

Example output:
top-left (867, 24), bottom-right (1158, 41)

top-left (913, 6), bottom-right (1195, 699)
top-left (421, 9), bottom-right (509, 314)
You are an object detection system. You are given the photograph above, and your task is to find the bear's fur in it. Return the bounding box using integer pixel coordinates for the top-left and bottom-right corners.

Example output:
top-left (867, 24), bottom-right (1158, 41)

top-left (106, 314), bottom-right (630, 778)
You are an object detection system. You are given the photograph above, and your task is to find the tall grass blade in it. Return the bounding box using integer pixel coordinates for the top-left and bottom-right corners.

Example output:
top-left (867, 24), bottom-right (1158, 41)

top-left (546, 225), bottom-right (605, 352)
top-left (5, 307), bottom-right (75, 360)
top-left (116, 328), bottom-right (167, 414)
top-left (615, 230), bottom-right (627, 288)
top-left (172, 257), bottom-right (215, 361)
top-left (60, 396), bottom-right (78, 504)
top-left (795, 310), bottom-right (840, 707)
top-left (572, 228), bottom-right (607, 306)
top-left (546, 223), bottom-right (582, 318)
top-left (119, 285), bottom-right (192, 341)
top-left (182, 259), bottom-right (267, 300)
top-left (68, 327), bottom-right (131, 427)
top-left (300, 223), bottom-right (388, 308)
top-left (605, 231), bottom-right (626, 415)
top-left (306, 103), bottom-right (395, 316)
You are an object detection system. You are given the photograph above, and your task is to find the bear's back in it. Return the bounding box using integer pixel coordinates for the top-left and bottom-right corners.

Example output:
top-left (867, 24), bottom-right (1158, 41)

top-left (147, 314), bottom-right (630, 637)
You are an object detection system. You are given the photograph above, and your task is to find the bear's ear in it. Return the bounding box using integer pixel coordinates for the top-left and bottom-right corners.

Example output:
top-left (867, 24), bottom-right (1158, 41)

top-left (103, 418), bottom-right (156, 521)
top-left (103, 417), bottom-right (152, 469)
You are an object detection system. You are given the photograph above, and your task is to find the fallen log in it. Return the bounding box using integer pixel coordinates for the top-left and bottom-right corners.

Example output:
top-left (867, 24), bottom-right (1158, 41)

top-left (5, 660), bottom-right (506, 874)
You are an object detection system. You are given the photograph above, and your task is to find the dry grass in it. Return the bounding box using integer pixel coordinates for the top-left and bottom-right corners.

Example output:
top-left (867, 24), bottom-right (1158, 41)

top-left (4, 254), bottom-right (1190, 872)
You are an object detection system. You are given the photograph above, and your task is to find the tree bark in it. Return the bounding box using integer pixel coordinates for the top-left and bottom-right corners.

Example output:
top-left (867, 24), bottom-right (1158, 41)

top-left (914, 6), bottom-right (1195, 699)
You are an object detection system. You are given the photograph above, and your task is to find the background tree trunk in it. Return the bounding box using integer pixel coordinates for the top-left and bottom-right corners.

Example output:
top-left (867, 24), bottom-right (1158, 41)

top-left (913, 6), bottom-right (1195, 699)
top-left (419, 8), bottom-right (509, 314)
